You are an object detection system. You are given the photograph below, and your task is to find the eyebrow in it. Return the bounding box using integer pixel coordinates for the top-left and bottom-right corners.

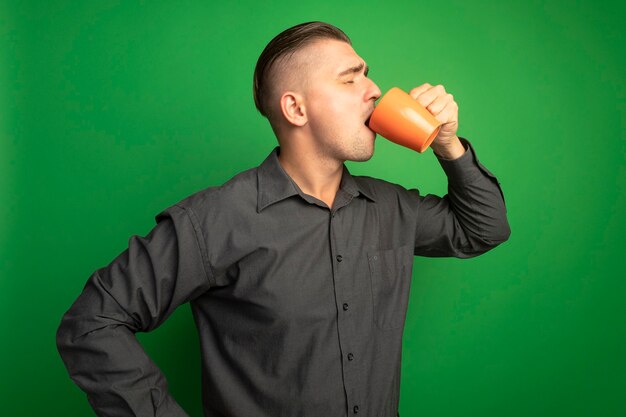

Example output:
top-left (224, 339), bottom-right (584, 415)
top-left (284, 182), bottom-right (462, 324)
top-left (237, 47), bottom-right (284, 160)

top-left (337, 62), bottom-right (369, 77)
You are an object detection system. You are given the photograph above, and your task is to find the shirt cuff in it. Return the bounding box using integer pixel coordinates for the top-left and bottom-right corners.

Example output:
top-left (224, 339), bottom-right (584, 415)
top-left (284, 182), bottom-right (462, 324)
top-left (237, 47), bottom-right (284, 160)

top-left (435, 137), bottom-right (488, 185)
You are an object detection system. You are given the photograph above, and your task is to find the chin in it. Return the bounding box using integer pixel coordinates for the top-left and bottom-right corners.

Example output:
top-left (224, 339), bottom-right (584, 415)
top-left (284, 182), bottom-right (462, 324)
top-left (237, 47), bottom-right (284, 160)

top-left (337, 131), bottom-right (376, 162)
top-left (348, 146), bottom-right (375, 162)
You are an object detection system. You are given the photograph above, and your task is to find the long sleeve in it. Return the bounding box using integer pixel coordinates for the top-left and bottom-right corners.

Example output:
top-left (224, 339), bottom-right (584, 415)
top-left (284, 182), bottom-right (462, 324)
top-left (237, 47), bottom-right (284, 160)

top-left (56, 203), bottom-right (213, 417)
top-left (413, 137), bottom-right (511, 257)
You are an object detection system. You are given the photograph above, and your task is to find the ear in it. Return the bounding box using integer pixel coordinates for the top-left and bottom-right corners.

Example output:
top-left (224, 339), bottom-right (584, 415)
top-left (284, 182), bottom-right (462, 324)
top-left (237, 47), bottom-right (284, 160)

top-left (279, 92), bottom-right (307, 127)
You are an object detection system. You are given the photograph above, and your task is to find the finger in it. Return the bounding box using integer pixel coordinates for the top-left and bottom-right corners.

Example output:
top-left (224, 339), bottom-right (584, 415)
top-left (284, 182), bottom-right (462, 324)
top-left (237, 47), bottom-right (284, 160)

top-left (414, 84), bottom-right (446, 108)
top-left (434, 102), bottom-right (458, 125)
top-left (408, 83), bottom-right (432, 100)
top-left (427, 93), bottom-right (455, 116)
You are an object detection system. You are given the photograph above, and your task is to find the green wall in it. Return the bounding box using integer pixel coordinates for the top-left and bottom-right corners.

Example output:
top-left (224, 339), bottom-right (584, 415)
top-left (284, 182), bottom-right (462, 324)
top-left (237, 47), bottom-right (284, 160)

top-left (2, 1), bottom-right (624, 416)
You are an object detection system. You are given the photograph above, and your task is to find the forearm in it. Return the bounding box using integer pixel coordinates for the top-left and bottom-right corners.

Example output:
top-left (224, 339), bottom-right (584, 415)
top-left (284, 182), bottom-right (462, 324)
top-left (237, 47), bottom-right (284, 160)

top-left (56, 270), bottom-right (190, 417)
top-left (56, 204), bottom-right (210, 416)
top-left (413, 136), bottom-right (510, 258)
top-left (437, 137), bottom-right (510, 253)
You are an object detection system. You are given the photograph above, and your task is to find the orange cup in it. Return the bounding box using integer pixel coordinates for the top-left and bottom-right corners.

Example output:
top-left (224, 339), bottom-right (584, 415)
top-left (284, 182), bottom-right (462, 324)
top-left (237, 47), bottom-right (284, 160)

top-left (368, 87), bottom-right (442, 153)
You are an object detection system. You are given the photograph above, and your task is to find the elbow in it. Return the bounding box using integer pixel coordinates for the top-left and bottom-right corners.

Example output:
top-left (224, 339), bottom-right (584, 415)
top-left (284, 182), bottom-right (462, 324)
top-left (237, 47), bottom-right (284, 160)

top-left (502, 221), bottom-right (512, 243)
top-left (461, 217), bottom-right (511, 257)
top-left (480, 216), bottom-right (511, 250)
top-left (490, 218), bottom-right (511, 245)
top-left (55, 310), bottom-right (76, 362)
top-left (55, 313), bottom-right (76, 378)
top-left (56, 304), bottom-right (92, 365)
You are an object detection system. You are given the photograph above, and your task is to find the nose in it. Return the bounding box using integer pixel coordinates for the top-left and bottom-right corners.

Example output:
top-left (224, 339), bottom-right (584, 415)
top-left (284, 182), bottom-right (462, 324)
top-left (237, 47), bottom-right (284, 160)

top-left (367, 78), bottom-right (382, 103)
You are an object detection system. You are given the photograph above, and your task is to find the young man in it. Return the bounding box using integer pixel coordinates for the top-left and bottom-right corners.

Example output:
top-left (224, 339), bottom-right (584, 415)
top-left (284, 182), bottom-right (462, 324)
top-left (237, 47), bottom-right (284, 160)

top-left (57, 21), bottom-right (510, 417)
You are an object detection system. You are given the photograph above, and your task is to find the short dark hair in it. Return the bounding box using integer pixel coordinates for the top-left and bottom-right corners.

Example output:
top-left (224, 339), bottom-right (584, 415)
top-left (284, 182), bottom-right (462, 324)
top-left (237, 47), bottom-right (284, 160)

top-left (253, 21), bottom-right (351, 120)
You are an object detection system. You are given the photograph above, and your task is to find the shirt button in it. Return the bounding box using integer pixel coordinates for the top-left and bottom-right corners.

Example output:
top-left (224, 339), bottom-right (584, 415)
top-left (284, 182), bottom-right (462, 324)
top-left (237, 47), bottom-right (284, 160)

top-left (343, 303), bottom-right (349, 311)
top-left (373, 255), bottom-right (378, 261)
top-left (347, 353), bottom-right (354, 361)
top-left (353, 405), bottom-right (359, 413)
top-left (336, 255), bottom-right (343, 262)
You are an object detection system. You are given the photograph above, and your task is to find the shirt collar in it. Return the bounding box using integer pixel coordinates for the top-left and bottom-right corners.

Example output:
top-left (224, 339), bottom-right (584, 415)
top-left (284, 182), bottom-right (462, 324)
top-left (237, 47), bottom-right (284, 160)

top-left (257, 147), bottom-right (376, 213)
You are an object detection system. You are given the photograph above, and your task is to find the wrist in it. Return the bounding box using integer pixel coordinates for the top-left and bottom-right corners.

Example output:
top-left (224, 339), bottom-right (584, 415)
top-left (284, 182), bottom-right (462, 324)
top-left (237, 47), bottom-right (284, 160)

top-left (431, 136), bottom-right (465, 160)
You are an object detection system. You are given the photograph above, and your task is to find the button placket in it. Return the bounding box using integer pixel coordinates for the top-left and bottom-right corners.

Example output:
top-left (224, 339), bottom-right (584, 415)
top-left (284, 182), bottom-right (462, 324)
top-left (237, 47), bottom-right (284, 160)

top-left (329, 208), bottom-right (356, 415)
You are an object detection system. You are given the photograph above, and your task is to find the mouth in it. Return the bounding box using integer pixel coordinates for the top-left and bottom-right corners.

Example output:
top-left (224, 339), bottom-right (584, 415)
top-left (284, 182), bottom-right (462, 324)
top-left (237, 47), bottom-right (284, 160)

top-left (364, 109), bottom-right (375, 127)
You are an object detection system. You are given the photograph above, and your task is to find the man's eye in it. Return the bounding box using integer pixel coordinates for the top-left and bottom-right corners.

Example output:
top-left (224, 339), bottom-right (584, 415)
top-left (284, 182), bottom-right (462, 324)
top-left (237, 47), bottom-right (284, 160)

top-left (345, 80), bottom-right (354, 84)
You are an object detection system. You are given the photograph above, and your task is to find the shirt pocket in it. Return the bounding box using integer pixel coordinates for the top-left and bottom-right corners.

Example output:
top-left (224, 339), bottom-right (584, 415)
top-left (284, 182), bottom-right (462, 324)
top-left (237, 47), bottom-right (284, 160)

top-left (367, 244), bottom-right (414, 331)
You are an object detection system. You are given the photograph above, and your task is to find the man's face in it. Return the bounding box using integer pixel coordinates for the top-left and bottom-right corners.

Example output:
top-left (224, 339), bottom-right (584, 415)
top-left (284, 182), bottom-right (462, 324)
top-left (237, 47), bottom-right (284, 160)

top-left (299, 39), bottom-right (382, 163)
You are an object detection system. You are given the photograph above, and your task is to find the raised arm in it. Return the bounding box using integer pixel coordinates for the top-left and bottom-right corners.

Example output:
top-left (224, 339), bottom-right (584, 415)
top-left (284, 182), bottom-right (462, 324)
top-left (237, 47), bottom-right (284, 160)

top-left (413, 137), bottom-right (510, 257)
top-left (407, 83), bottom-right (510, 257)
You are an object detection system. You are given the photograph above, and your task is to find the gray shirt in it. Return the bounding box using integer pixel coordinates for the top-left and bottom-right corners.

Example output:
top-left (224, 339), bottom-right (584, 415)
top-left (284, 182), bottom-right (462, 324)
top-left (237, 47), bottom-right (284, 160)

top-left (56, 137), bottom-right (510, 417)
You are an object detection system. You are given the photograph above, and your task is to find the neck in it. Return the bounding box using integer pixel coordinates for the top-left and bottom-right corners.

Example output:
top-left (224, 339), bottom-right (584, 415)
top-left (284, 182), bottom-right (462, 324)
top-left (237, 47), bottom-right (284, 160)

top-left (277, 141), bottom-right (344, 209)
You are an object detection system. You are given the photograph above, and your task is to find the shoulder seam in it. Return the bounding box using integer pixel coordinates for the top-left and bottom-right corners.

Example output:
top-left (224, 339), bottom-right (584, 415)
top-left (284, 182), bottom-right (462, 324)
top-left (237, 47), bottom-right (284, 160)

top-left (174, 203), bottom-right (216, 288)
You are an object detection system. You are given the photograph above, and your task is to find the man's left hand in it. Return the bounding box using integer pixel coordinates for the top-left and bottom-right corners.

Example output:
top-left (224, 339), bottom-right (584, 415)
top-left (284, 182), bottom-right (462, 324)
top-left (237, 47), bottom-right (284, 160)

top-left (409, 83), bottom-right (465, 160)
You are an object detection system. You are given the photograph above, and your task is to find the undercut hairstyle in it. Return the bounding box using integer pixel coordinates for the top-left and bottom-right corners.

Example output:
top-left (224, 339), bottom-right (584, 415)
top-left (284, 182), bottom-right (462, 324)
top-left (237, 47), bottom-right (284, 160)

top-left (253, 21), bottom-right (351, 121)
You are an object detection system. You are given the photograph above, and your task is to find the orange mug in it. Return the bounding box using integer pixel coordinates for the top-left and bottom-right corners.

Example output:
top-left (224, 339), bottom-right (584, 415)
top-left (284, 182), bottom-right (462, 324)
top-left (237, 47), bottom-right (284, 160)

top-left (368, 87), bottom-right (442, 153)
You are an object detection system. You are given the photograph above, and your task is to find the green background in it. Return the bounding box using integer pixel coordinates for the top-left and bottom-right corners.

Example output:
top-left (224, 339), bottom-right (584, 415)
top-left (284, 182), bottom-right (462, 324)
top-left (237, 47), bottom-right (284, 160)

top-left (2, 1), bottom-right (624, 416)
